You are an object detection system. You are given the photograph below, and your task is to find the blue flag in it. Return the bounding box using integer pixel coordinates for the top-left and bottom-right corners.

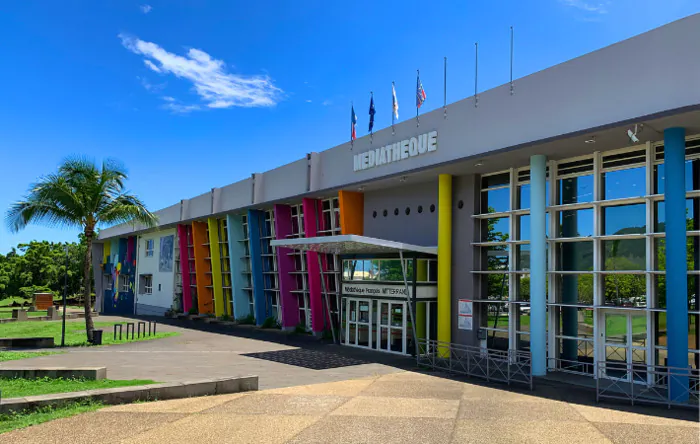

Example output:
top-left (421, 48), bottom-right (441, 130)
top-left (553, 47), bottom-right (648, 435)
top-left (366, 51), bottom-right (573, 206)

top-left (369, 94), bottom-right (375, 133)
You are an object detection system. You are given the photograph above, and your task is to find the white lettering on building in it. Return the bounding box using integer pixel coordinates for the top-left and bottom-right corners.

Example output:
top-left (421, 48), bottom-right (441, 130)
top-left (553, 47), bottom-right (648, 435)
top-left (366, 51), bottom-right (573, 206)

top-left (353, 131), bottom-right (438, 172)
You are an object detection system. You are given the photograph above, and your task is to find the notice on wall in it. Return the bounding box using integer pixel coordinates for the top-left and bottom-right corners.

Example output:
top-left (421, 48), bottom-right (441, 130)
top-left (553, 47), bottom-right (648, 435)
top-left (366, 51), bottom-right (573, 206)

top-left (458, 299), bottom-right (473, 331)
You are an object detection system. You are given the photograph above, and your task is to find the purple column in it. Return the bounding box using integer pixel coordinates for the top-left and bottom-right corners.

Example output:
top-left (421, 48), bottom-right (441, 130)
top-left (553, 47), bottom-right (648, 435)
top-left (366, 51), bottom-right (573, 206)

top-left (303, 198), bottom-right (325, 333)
top-left (274, 204), bottom-right (300, 329)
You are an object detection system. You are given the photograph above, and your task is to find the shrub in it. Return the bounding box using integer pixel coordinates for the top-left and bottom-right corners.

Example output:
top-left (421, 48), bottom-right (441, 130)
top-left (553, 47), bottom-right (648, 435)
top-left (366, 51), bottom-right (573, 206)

top-left (187, 306), bottom-right (198, 315)
top-left (261, 316), bottom-right (279, 329)
top-left (294, 323), bottom-right (309, 335)
top-left (19, 286), bottom-right (53, 299)
top-left (237, 314), bottom-right (255, 325)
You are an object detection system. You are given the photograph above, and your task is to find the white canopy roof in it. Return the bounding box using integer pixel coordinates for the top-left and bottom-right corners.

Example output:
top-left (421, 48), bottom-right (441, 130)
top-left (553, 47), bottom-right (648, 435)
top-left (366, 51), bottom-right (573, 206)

top-left (270, 234), bottom-right (437, 256)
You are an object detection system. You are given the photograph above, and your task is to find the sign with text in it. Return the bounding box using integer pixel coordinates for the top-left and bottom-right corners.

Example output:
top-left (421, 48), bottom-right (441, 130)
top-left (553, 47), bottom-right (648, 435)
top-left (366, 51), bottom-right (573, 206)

top-left (342, 283), bottom-right (437, 299)
top-left (458, 299), bottom-right (473, 331)
top-left (353, 131), bottom-right (438, 172)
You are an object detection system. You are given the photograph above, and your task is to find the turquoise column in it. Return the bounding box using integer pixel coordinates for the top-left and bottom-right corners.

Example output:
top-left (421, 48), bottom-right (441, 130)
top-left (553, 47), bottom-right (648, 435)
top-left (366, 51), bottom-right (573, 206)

top-left (530, 155), bottom-right (547, 376)
top-left (247, 210), bottom-right (267, 326)
top-left (226, 214), bottom-right (251, 320)
top-left (664, 127), bottom-right (689, 401)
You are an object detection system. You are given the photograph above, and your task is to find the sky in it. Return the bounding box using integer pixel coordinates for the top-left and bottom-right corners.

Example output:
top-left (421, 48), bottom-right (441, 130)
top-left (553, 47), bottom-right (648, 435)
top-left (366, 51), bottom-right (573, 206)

top-left (0, 0), bottom-right (698, 254)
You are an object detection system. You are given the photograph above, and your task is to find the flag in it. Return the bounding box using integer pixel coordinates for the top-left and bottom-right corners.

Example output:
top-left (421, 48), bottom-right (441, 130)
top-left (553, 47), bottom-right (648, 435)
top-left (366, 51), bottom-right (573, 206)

top-left (351, 105), bottom-right (357, 141)
top-left (392, 82), bottom-right (399, 120)
top-left (416, 72), bottom-right (426, 108)
top-left (368, 94), bottom-right (375, 133)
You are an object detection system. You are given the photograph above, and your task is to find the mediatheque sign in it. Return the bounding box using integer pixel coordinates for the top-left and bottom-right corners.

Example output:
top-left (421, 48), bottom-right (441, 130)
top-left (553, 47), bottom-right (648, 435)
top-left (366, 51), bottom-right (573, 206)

top-left (353, 131), bottom-right (438, 172)
top-left (342, 282), bottom-right (437, 299)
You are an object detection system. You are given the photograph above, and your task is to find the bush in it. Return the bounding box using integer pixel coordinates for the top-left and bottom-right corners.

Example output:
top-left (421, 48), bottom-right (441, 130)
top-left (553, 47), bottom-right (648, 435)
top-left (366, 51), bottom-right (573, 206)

top-left (19, 286), bottom-right (53, 299)
top-left (294, 323), bottom-right (310, 335)
top-left (261, 316), bottom-right (280, 329)
top-left (220, 314), bottom-right (232, 322)
top-left (237, 314), bottom-right (255, 325)
top-left (187, 306), bottom-right (198, 315)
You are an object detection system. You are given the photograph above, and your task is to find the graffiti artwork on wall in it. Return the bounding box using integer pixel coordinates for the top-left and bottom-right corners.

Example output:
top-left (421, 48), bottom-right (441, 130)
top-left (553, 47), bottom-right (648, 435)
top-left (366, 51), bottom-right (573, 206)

top-left (159, 235), bottom-right (174, 272)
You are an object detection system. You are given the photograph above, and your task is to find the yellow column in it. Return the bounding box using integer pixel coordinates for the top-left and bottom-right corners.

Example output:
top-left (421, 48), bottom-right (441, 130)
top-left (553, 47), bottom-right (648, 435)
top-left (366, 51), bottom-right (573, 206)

top-left (416, 260), bottom-right (428, 340)
top-left (208, 218), bottom-right (224, 317)
top-left (438, 174), bottom-right (452, 355)
top-left (103, 241), bottom-right (111, 264)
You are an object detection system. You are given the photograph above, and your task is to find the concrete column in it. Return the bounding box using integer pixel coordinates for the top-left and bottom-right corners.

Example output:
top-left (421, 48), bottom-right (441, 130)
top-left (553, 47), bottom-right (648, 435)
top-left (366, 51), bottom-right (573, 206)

top-left (177, 225), bottom-right (193, 314)
top-left (274, 204), bottom-right (300, 330)
top-left (302, 198), bottom-right (325, 334)
top-left (664, 127), bottom-right (689, 401)
top-left (226, 214), bottom-right (252, 320)
top-left (530, 155), bottom-right (547, 376)
top-left (247, 210), bottom-right (268, 325)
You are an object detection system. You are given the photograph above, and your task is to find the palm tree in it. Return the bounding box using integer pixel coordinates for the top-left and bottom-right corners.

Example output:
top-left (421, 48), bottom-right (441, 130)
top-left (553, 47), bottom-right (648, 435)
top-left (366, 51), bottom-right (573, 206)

top-left (6, 157), bottom-right (157, 342)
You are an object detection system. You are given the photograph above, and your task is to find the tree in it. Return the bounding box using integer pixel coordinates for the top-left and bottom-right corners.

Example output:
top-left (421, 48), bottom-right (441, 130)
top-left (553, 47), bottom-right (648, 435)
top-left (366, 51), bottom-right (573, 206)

top-left (5, 157), bottom-right (157, 341)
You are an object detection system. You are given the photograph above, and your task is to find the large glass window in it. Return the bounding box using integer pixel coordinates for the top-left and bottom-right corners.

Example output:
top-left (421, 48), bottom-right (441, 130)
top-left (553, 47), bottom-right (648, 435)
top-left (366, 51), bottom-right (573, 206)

top-left (603, 204), bottom-right (646, 236)
top-left (481, 172), bottom-right (510, 214)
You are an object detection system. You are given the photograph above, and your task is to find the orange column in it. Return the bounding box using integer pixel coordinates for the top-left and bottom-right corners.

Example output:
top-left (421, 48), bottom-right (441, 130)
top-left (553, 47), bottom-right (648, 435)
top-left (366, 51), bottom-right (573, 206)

top-left (192, 221), bottom-right (214, 314)
top-left (338, 190), bottom-right (364, 235)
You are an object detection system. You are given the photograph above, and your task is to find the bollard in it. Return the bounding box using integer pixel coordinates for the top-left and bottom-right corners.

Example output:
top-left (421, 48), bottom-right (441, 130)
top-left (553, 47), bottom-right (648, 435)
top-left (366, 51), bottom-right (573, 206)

top-left (153, 322), bottom-right (157, 335)
top-left (137, 321), bottom-right (146, 338)
top-left (148, 321), bottom-right (152, 336)
top-left (113, 324), bottom-right (123, 341)
top-left (126, 322), bottom-right (135, 340)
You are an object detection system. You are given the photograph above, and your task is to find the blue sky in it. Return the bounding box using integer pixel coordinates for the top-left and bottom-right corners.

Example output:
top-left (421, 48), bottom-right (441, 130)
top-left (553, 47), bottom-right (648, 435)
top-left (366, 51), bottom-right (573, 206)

top-left (0, 0), bottom-right (697, 253)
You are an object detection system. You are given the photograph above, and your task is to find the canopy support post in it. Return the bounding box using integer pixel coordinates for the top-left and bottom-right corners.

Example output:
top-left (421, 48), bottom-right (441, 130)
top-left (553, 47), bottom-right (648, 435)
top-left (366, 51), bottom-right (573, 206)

top-left (318, 254), bottom-right (337, 344)
top-left (400, 250), bottom-right (419, 357)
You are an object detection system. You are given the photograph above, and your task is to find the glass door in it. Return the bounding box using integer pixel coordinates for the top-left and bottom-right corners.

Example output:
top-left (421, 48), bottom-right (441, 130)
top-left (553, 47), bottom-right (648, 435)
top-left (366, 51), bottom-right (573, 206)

top-left (602, 311), bottom-right (648, 382)
top-left (377, 301), bottom-right (407, 354)
top-left (345, 298), bottom-right (372, 348)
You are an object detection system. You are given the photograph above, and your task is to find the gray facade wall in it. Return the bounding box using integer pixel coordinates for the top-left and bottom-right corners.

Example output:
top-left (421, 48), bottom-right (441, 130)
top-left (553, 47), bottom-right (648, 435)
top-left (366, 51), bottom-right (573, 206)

top-left (363, 180), bottom-right (439, 246)
top-left (450, 174), bottom-right (480, 346)
top-left (136, 303), bottom-right (168, 317)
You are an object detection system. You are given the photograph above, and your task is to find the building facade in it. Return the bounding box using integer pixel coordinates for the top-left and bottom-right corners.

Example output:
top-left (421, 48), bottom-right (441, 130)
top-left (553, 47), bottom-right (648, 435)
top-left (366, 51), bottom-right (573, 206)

top-left (94, 15), bottom-right (700, 395)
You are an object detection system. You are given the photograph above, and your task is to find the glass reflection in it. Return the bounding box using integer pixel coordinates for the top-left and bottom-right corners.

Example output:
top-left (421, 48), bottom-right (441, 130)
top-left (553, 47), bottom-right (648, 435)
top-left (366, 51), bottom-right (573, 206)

top-left (556, 242), bottom-right (593, 271)
top-left (558, 175), bottom-right (594, 205)
top-left (603, 204), bottom-right (646, 236)
top-left (558, 208), bottom-right (594, 238)
top-left (603, 274), bottom-right (646, 306)
top-left (603, 167), bottom-right (646, 200)
top-left (555, 274), bottom-right (594, 305)
top-left (481, 187), bottom-right (509, 213)
top-left (654, 160), bottom-right (700, 194)
top-left (516, 274), bottom-right (530, 301)
top-left (482, 274), bottom-right (509, 301)
top-left (517, 215), bottom-right (550, 241)
top-left (603, 239), bottom-right (645, 270)
top-left (483, 217), bottom-right (509, 243)
top-left (654, 199), bottom-right (696, 232)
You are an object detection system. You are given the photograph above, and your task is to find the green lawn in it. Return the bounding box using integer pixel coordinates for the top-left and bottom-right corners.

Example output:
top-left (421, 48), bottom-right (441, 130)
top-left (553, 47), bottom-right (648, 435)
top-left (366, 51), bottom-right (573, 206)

top-left (0, 400), bottom-right (103, 434)
top-left (0, 351), bottom-right (61, 362)
top-left (0, 306), bottom-right (86, 319)
top-left (0, 377), bottom-right (157, 398)
top-left (0, 319), bottom-right (178, 347)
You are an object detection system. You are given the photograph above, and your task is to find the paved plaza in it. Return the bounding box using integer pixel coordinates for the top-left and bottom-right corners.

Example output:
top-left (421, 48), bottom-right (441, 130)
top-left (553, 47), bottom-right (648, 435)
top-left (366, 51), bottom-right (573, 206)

top-left (1, 316), bottom-right (698, 442)
top-left (3, 371), bottom-right (698, 443)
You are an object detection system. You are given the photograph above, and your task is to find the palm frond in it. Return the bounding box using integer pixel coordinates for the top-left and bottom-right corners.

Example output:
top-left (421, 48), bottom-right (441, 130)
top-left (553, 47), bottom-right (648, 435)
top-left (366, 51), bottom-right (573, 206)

top-left (98, 193), bottom-right (159, 228)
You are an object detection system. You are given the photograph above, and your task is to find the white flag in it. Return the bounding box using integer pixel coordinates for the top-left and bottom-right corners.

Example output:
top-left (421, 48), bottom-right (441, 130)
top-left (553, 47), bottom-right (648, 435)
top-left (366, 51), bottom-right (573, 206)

top-left (392, 83), bottom-right (399, 120)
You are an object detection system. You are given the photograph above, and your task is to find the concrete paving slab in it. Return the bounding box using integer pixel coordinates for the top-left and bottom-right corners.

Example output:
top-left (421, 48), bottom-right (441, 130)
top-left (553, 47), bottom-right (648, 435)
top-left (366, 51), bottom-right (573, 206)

top-left (100, 393), bottom-right (248, 413)
top-left (1, 412), bottom-right (186, 444)
top-left (120, 414), bottom-right (321, 444)
top-left (203, 393), bottom-right (351, 416)
top-left (287, 416), bottom-right (455, 444)
top-left (331, 395), bottom-right (459, 419)
top-left (451, 419), bottom-right (612, 444)
top-left (360, 379), bottom-right (464, 400)
top-left (592, 422), bottom-right (700, 444)
top-left (569, 403), bottom-right (699, 427)
top-left (263, 377), bottom-right (377, 396)
top-left (458, 399), bottom-right (587, 422)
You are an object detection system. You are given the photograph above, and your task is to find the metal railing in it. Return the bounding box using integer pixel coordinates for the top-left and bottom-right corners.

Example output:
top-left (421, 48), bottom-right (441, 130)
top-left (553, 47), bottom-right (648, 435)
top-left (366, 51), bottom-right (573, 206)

top-left (547, 357), bottom-right (595, 377)
top-left (596, 361), bottom-right (700, 408)
top-left (417, 339), bottom-right (533, 389)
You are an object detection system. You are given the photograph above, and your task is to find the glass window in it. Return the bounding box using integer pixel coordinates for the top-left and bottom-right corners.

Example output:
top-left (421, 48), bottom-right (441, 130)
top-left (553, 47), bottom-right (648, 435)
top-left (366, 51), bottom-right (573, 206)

top-left (554, 274), bottom-right (594, 305)
top-left (654, 238), bottom-right (697, 272)
top-left (602, 166), bottom-right (646, 200)
top-left (481, 187), bottom-right (509, 214)
top-left (517, 182), bottom-right (550, 210)
top-left (558, 209), bottom-right (594, 238)
top-left (482, 172), bottom-right (509, 189)
top-left (365, 260), bottom-right (379, 280)
top-left (483, 246), bottom-right (508, 271)
top-left (654, 275), bottom-right (698, 311)
top-left (516, 215), bottom-right (550, 241)
top-left (482, 217), bottom-right (509, 243)
top-left (558, 175), bottom-right (594, 205)
top-left (515, 245), bottom-right (530, 271)
top-left (378, 260), bottom-right (413, 282)
top-left (603, 239), bottom-right (646, 270)
top-left (654, 198), bottom-right (697, 233)
top-left (556, 242), bottom-right (593, 271)
top-left (603, 274), bottom-right (646, 307)
top-left (654, 160), bottom-right (700, 194)
top-left (515, 274), bottom-right (530, 301)
top-left (557, 307), bottom-right (595, 340)
top-left (481, 274), bottom-right (509, 301)
top-left (603, 204), bottom-right (646, 236)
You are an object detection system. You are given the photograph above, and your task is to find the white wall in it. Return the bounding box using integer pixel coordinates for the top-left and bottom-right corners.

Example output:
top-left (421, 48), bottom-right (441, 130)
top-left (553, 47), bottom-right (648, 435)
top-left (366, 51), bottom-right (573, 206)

top-left (135, 228), bottom-right (177, 314)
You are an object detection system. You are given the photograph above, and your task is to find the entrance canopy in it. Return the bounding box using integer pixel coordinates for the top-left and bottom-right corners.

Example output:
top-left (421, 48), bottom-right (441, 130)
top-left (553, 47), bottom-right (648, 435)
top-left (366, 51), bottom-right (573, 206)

top-left (270, 234), bottom-right (437, 256)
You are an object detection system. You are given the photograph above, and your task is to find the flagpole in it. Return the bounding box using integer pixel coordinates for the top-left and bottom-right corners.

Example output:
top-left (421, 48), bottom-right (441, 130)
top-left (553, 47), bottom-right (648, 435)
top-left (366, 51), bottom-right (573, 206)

top-left (392, 81), bottom-right (395, 135)
top-left (370, 91), bottom-right (373, 143)
top-left (510, 26), bottom-right (515, 95)
top-left (350, 100), bottom-right (354, 148)
top-left (443, 56), bottom-right (447, 118)
top-left (416, 69), bottom-right (420, 127)
top-left (474, 43), bottom-right (479, 108)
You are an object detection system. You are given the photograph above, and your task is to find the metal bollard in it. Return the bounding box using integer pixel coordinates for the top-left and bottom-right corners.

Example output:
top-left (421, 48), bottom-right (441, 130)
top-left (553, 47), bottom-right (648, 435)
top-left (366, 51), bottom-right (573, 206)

top-left (113, 324), bottom-right (123, 341)
top-left (126, 322), bottom-right (135, 340)
top-left (137, 321), bottom-right (146, 338)
top-left (153, 322), bottom-right (157, 335)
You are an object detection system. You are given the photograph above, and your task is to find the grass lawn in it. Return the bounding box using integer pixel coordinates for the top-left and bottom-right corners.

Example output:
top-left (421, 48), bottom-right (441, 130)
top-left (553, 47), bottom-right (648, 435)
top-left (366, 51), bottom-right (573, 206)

top-left (0, 400), bottom-right (103, 435)
top-left (0, 351), bottom-right (61, 362)
top-left (0, 376), bottom-right (157, 398)
top-left (0, 305), bottom-right (87, 319)
top-left (0, 319), bottom-right (178, 347)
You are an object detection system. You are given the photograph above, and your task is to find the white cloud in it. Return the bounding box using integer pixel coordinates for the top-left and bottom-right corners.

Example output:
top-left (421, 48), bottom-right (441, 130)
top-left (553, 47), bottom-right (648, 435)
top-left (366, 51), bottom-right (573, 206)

top-left (164, 103), bottom-right (201, 113)
top-left (140, 4), bottom-right (152, 14)
top-left (136, 76), bottom-right (166, 92)
top-left (162, 96), bottom-right (176, 102)
top-left (119, 33), bottom-right (283, 111)
top-left (322, 100), bottom-right (332, 106)
top-left (559, 0), bottom-right (609, 14)
top-left (305, 99), bottom-right (312, 103)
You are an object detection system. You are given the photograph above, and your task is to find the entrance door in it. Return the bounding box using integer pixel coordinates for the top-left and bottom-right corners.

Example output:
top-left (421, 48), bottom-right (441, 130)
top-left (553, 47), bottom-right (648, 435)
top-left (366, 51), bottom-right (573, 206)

top-left (602, 311), bottom-right (648, 382)
top-left (346, 298), bottom-right (372, 348)
top-left (377, 301), bottom-right (407, 354)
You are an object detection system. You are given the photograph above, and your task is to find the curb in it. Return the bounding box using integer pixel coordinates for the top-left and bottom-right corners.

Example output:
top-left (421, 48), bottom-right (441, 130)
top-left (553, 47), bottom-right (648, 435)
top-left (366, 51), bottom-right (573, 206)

top-left (0, 375), bottom-right (258, 414)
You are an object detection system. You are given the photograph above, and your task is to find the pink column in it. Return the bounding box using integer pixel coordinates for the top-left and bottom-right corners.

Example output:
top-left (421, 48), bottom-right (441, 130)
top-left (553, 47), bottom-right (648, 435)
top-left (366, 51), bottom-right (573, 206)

top-left (177, 224), bottom-right (193, 313)
top-left (274, 204), bottom-right (300, 329)
top-left (303, 198), bottom-right (325, 333)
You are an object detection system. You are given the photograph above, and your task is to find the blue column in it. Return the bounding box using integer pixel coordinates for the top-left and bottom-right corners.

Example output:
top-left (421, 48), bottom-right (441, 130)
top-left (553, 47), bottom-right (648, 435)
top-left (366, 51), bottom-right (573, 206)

top-left (247, 210), bottom-right (267, 326)
top-left (530, 155), bottom-right (547, 376)
top-left (227, 214), bottom-right (251, 320)
top-left (664, 127), bottom-right (689, 402)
